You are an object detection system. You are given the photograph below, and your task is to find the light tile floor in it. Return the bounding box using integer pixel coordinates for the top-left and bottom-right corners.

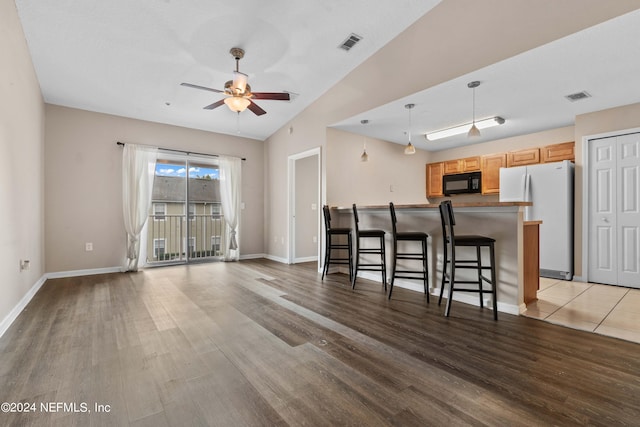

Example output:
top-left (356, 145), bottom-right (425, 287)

top-left (523, 278), bottom-right (640, 344)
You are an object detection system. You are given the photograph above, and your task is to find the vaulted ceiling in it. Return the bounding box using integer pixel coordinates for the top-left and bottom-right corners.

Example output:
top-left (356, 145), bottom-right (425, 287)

top-left (14, 0), bottom-right (640, 150)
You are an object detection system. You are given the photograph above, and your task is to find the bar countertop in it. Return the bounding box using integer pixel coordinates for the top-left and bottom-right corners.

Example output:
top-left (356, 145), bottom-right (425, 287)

top-left (333, 201), bottom-right (532, 210)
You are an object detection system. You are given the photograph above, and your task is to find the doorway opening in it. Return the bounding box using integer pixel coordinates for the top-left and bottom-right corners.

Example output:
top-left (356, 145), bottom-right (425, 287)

top-left (288, 148), bottom-right (321, 269)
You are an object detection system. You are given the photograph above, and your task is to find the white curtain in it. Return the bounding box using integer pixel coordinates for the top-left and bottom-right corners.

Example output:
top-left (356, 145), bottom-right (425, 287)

top-left (219, 155), bottom-right (241, 261)
top-left (122, 144), bottom-right (158, 271)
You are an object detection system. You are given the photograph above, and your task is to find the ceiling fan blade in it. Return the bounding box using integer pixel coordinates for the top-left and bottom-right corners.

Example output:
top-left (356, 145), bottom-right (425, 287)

top-left (247, 100), bottom-right (267, 116)
top-left (181, 82), bottom-right (223, 93)
top-left (251, 92), bottom-right (290, 101)
top-left (203, 99), bottom-right (225, 110)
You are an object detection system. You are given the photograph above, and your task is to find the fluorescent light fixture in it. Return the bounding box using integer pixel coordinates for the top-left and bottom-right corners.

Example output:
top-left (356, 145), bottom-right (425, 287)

top-left (425, 116), bottom-right (505, 141)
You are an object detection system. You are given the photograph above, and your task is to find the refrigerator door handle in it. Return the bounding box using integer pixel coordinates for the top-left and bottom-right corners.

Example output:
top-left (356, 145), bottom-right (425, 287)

top-left (524, 173), bottom-right (531, 221)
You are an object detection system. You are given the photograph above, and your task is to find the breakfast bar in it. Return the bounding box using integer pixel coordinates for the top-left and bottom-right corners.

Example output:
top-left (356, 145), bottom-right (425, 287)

top-left (331, 202), bottom-right (536, 315)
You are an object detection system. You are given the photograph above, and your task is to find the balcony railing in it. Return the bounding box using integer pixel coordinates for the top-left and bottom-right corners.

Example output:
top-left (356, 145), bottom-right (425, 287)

top-left (146, 214), bottom-right (226, 263)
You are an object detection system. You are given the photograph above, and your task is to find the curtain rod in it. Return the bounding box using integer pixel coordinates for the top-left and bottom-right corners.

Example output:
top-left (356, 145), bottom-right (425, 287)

top-left (116, 141), bottom-right (246, 161)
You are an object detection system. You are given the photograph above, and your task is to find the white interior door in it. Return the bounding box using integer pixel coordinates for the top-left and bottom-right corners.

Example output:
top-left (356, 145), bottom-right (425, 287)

top-left (588, 133), bottom-right (640, 288)
top-left (617, 133), bottom-right (640, 287)
top-left (589, 138), bottom-right (617, 285)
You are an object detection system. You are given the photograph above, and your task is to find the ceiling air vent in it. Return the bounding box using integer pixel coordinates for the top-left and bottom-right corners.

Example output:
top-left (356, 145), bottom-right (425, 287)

top-left (339, 33), bottom-right (363, 51)
top-left (565, 91), bottom-right (591, 102)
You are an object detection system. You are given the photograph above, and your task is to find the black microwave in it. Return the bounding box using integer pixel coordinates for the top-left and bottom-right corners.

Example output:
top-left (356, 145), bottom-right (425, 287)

top-left (442, 171), bottom-right (482, 195)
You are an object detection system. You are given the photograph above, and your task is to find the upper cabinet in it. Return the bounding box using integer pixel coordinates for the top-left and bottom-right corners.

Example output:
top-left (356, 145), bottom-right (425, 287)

top-left (426, 142), bottom-right (574, 197)
top-left (541, 141), bottom-right (575, 163)
top-left (443, 156), bottom-right (481, 174)
top-left (507, 148), bottom-right (540, 167)
top-left (426, 162), bottom-right (444, 198)
top-left (481, 153), bottom-right (507, 195)
top-left (443, 159), bottom-right (462, 174)
top-left (462, 156), bottom-right (481, 172)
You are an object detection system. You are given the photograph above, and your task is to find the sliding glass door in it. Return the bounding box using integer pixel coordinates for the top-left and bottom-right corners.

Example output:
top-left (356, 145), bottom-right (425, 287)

top-left (145, 154), bottom-right (225, 265)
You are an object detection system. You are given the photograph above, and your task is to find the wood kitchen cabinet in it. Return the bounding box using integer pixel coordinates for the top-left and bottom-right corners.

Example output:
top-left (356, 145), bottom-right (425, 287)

top-left (443, 159), bottom-right (462, 174)
top-left (481, 153), bottom-right (506, 195)
top-left (461, 156), bottom-right (481, 172)
top-left (426, 162), bottom-right (444, 198)
top-left (507, 148), bottom-right (540, 167)
top-left (541, 141), bottom-right (575, 163)
top-left (444, 156), bottom-right (481, 174)
top-left (523, 220), bottom-right (542, 305)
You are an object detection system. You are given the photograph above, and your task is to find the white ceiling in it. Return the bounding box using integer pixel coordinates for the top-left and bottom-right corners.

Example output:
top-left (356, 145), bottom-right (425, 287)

top-left (332, 8), bottom-right (640, 151)
top-left (14, 0), bottom-right (440, 141)
top-left (14, 2), bottom-right (640, 149)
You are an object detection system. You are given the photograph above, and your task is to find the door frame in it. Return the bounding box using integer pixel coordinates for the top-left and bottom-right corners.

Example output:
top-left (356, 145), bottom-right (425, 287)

top-left (581, 126), bottom-right (640, 283)
top-left (287, 147), bottom-right (321, 268)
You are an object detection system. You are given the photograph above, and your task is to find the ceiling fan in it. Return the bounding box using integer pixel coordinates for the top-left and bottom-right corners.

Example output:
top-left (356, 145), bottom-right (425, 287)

top-left (181, 47), bottom-right (290, 116)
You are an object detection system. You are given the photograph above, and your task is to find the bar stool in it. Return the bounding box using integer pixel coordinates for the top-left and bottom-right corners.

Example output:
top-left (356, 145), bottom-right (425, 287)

top-left (388, 202), bottom-right (429, 300)
top-left (321, 205), bottom-right (353, 281)
top-left (438, 200), bottom-right (498, 320)
top-left (351, 204), bottom-right (387, 290)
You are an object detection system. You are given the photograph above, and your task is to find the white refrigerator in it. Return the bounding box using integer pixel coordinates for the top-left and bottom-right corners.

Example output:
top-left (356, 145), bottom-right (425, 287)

top-left (499, 160), bottom-right (574, 280)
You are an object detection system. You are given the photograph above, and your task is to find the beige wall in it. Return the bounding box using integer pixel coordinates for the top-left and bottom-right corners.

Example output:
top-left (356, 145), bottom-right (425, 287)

top-left (264, 0), bottom-right (638, 262)
top-left (573, 102), bottom-right (640, 277)
top-left (327, 129), bottom-right (430, 207)
top-left (45, 105), bottom-right (265, 272)
top-left (0, 1), bottom-right (45, 331)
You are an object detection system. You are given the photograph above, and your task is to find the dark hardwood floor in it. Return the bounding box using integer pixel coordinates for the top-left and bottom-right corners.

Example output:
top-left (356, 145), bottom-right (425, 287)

top-left (1, 259), bottom-right (639, 426)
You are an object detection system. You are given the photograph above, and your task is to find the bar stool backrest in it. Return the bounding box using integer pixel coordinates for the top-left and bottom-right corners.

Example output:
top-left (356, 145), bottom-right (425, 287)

top-left (323, 205), bottom-right (332, 231)
top-left (439, 201), bottom-right (456, 250)
top-left (352, 204), bottom-right (360, 235)
top-left (389, 202), bottom-right (398, 238)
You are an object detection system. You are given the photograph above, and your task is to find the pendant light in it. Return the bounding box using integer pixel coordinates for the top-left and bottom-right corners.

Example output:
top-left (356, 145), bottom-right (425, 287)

top-left (467, 81), bottom-right (481, 138)
top-left (404, 103), bottom-right (416, 155)
top-left (360, 119), bottom-right (369, 162)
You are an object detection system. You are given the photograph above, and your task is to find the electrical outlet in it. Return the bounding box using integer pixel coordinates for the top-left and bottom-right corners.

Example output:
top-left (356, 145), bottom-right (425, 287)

top-left (20, 260), bottom-right (30, 271)
top-left (85, 242), bottom-right (93, 251)
top-left (313, 236), bottom-right (317, 243)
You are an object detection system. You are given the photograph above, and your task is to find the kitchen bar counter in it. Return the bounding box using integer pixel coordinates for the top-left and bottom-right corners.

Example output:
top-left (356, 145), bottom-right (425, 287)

top-left (331, 202), bottom-right (534, 315)
top-left (333, 201), bottom-right (532, 210)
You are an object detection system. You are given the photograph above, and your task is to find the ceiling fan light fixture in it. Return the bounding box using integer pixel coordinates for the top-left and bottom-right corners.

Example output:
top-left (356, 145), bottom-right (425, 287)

top-left (232, 71), bottom-right (248, 94)
top-left (224, 96), bottom-right (251, 113)
top-left (181, 47), bottom-right (289, 116)
top-left (425, 116), bottom-right (505, 141)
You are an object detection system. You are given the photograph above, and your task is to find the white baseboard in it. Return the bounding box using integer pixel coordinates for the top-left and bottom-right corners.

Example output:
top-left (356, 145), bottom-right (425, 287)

top-left (239, 253), bottom-right (266, 260)
top-left (264, 254), bottom-right (288, 264)
top-left (0, 275), bottom-right (47, 339)
top-left (294, 256), bottom-right (317, 263)
top-left (45, 266), bottom-right (123, 279)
